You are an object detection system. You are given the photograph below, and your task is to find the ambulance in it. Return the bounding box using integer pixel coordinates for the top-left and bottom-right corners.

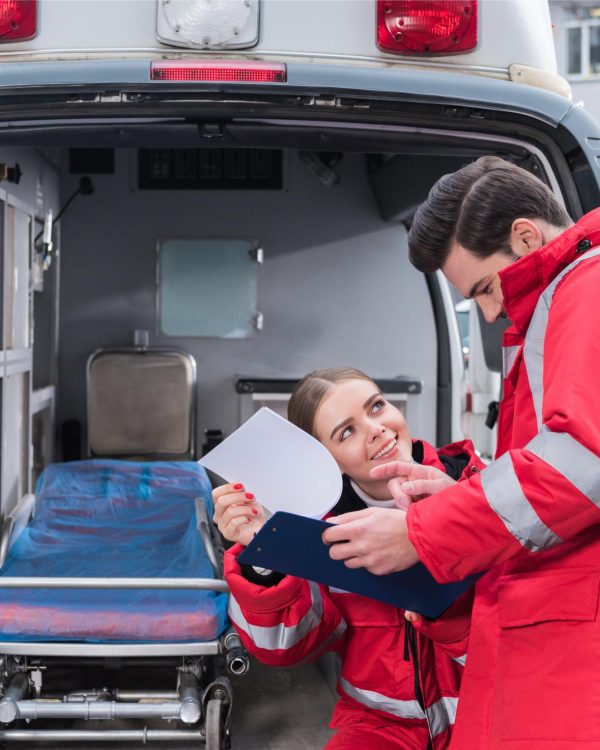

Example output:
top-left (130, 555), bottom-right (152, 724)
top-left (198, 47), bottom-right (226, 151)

top-left (0, 0), bottom-right (597, 747)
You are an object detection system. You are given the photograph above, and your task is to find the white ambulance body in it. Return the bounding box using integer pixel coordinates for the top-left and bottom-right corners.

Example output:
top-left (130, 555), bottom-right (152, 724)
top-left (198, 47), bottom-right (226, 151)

top-left (0, 0), bottom-right (559, 77)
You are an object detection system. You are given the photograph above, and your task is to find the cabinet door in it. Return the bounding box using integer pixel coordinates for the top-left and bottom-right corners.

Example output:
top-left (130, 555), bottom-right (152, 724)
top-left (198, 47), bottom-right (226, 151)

top-left (2, 201), bottom-right (33, 513)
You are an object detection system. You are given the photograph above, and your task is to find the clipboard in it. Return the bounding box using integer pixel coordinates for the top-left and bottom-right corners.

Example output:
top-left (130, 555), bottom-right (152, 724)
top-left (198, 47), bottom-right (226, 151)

top-left (238, 512), bottom-right (479, 619)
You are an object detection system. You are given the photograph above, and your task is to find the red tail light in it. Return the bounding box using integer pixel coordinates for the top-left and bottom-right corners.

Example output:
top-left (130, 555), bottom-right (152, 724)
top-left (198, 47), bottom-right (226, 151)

top-left (151, 61), bottom-right (287, 83)
top-left (0, 0), bottom-right (36, 42)
top-left (377, 1), bottom-right (477, 55)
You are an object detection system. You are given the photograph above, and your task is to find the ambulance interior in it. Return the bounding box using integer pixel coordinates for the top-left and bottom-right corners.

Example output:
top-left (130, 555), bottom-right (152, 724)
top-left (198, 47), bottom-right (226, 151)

top-left (0, 108), bottom-right (588, 748)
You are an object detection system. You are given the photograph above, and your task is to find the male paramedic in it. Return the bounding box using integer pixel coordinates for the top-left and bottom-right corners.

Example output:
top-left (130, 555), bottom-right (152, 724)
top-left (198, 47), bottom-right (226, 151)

top-left (322, 155), bottom-right (600, 749)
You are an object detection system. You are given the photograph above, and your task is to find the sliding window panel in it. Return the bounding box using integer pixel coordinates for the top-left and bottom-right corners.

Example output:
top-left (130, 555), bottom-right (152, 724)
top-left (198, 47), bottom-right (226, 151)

top-left (4, 205), bottom-right (32, 351)
top-left (1, 371), bottom-right (30, 513)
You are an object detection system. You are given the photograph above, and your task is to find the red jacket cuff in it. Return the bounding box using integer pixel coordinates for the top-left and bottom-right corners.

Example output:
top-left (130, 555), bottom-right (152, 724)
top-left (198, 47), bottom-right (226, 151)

top-left (224, 545), bottom-right (305, 613)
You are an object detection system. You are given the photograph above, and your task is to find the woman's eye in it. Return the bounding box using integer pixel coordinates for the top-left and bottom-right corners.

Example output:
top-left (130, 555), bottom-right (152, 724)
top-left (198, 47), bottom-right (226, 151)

top-left (340, 426), bottom-right (353, 441)
top-left (371, 399), bottom-right (386, 413)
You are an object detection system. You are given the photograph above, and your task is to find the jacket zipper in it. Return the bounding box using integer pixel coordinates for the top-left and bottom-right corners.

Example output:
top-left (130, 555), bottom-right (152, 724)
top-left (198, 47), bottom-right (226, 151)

top-left (404, 621), bottom-right (434, 750)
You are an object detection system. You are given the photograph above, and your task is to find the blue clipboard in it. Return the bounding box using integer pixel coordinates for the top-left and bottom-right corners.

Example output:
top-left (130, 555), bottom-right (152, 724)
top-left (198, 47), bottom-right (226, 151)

top-left (238, 512), bottom-right (479, 619)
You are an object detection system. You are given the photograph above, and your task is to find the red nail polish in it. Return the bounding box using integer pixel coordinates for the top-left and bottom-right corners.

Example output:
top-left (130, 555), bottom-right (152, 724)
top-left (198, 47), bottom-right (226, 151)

top-left (233, 483), bottom-right (243, 490)
top-left (251, 507), bottom-right (258, 515)
top-left (245, 492), bottom-right (254, 500)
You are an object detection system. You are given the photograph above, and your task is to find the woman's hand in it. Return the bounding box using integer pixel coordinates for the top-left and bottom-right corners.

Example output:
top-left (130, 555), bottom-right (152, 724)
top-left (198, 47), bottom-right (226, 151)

top-left (369, 460), bottom-right (457, 510)
top-left (212, 483), bottom-right (268, 547)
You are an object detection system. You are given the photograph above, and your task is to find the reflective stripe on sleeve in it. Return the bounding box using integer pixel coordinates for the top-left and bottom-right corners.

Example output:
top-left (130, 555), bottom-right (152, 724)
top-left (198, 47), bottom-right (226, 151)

top-left (524, 247), bottom-right (600, 431)
top-left (494, 249), bottom-right (600, 553)
top-left (527, 427), bottom-right (600, 510)
top-left (452, 654), bottom-right (466, 667)
top-left (502, 345), bottom-right (520, 378)
top-left (227, 580), bottom-right (333, 651)
top-left (427, 696), bottom-right (458, 737)
top-left (480, 452), bottom-right (562, 551)
top-left (339, 678), bottom-right (457, 736)
top-left (522, 299), bottom-right (546, 430)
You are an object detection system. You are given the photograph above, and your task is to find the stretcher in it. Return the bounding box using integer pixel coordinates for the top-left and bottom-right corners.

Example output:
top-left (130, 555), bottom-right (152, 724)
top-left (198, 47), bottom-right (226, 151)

top-left (0, 459), bottom-right (244, 748)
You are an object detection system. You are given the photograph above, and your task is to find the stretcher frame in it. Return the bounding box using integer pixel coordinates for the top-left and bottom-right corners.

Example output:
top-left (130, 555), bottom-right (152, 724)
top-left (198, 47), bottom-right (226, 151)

top-left (0, 489), bottom-right (246, 748)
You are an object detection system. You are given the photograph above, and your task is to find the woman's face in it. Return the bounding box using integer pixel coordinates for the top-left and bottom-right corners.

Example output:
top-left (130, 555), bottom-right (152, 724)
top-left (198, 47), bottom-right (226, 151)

top-left (313, 378), bottom-right (412, 500)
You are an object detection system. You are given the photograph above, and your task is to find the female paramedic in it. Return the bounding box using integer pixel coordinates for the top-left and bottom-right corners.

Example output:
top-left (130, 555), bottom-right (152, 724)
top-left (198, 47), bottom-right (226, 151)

top-left (213, 368), bottom-right (481, 750)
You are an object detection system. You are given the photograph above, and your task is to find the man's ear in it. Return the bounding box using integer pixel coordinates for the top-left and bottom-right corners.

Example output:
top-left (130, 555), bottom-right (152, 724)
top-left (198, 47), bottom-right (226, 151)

top-left (510, 218), bottom-right (544, 256)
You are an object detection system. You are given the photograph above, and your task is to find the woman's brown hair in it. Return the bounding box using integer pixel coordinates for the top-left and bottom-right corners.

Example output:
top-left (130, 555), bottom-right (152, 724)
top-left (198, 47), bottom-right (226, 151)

top-left (287, 367), bottom-right (374, 438)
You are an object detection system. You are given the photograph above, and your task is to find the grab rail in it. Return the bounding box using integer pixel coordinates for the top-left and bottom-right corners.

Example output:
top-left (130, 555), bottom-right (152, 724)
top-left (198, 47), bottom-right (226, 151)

top-left (195, 498), bottom-right (223, 578)
top-left (0, 577), bottom-right (228, 591)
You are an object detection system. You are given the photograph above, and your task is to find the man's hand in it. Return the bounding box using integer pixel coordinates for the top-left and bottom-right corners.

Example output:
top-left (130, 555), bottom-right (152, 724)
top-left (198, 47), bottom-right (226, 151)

top-left (370, 460), bottom-right (456, 509)
top-left (321, 507), bottom-right (420, 575)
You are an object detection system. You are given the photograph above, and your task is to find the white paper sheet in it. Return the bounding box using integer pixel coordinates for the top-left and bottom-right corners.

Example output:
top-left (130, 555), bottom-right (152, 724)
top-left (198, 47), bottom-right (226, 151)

top-left (199, 407), bottom-right (343, 518)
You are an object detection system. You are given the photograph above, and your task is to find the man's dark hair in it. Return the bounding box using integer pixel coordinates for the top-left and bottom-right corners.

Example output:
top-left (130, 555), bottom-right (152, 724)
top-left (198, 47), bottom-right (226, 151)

top-left (408, 156), bottom-right (572, 273)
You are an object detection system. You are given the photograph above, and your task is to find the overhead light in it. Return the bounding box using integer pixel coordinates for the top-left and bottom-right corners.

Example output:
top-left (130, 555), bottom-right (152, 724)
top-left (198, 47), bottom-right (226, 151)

top-left (156, 0), bottom-right (259, 49)
top-left (298, 152), bottom-right (342, 188)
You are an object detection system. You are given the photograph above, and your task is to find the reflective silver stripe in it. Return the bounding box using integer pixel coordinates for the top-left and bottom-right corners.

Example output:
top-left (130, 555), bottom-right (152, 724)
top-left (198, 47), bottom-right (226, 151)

top-left (330, 619), bottom-right (349, 642)
top-left (522, 297), bottom-right (547, 429)
top-left (227, 580), bottom-right (327, 651)
top-left (338, 676), bottom-right (425, 720)
top-left (339, 678), bottom-right (457, 736)
top-left (427, 696), bottom-right (458, 737)
top-left (502, 345), bottom-right (520, 378)
top-left (527, 427), bottom-right (600, 510)
top-left (452, 654), bottom-right (466, 667)
top-left (524, 246), bottom-right (600, 430)
top-left (480, 452), bottom-right (562, 551)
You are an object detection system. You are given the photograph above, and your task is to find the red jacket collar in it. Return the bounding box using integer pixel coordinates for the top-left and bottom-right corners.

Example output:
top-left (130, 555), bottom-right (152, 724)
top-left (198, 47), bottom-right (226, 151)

top-left (418, 439), bottom-right (445, 471)
top-left (498, 208), bottom-right (600, 335)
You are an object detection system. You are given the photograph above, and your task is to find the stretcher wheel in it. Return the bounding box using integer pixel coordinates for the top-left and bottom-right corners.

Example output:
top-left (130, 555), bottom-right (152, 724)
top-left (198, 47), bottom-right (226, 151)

top-left (205, 697), bottom-right (226, 750)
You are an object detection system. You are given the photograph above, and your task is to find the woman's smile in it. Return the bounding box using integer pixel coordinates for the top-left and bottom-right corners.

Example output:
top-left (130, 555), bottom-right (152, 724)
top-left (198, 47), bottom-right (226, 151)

top-left (370, 436), bottom-right (398, 461)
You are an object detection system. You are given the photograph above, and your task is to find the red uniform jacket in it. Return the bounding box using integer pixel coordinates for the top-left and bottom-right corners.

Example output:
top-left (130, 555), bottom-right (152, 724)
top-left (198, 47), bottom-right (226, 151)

top-left (408, 209), bottom-right (600, 749)
top-left (225, 439), bottom-right (482, 748)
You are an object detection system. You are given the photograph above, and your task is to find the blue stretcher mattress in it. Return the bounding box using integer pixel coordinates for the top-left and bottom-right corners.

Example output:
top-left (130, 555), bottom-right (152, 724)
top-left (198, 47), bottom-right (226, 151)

top-left (0, 460), bottom-right (229, 643)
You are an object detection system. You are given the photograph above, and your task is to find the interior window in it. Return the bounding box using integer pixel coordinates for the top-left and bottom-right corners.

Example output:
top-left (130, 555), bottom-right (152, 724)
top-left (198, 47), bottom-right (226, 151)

top-left (158, 238), bottom-right (261, 338)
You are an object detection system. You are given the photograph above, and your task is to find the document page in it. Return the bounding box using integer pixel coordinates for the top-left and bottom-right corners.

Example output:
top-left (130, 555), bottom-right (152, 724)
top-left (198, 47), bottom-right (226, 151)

top-left (199, 407), bottom-right (343, 518)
